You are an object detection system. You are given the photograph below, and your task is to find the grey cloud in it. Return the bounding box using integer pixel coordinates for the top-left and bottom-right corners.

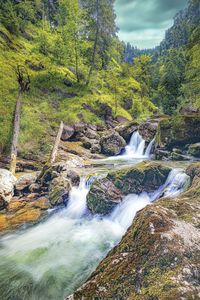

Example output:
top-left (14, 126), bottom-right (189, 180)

top-left (115, 0), bottom-right (188, 48)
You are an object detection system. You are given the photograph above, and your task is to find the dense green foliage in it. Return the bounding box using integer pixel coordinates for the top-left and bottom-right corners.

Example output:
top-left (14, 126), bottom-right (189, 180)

top-left (0, 0), bottom-right (156, 158)
top-left (123, 0), bottom-right (200, 116)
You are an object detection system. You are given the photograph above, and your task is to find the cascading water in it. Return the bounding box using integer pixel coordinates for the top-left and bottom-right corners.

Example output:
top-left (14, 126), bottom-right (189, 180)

top-left (124, 131), bottom-right (146, 157)
top-left (102, 131), bottom-right (155, 163)
top-left (65, 178), bottom-right (89, 219)
top-left (124, 131), bottom-right (155, 158)
top-left (0, 167), bottom-right (190, 300)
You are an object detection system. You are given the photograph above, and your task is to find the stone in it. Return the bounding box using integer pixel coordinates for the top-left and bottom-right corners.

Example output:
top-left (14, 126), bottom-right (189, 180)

top-left (122, 98), bottom-right (133, 110)
top-left (188, 143), bottom-right (200, 158)
top-left (0, 214), bottom-right (9, 232)
top-left (66, 170), bottom-right (80, 187)
top-left (74, 123), bottom-right (86, 133)
top-left (61, 125), bottom-right (75, 141)
top-left (9, 208), bottom-right (41, 226)
top-left (139, 119), bottom-right (159, 142)
top-left (31, 197), bottom-right (51, 210)
top-left (15, 173), bottom-right (37, 191)
top-left (156, 115), bottom-right (200, 150)
top-left (171, 152), bottom-right (190, 161)
top-left (63, 78), bottom-right (73, 87)
top-left (115, 116), bottom-right (129, 124)
top-left (115, 121), bottom-right (138, 142)
top-left (71, 163), bottom-right (200, 300)
top-left (180, 105), bottom-right (199, 115)
top-left (100, 131), bottom-right (126, 156)
top-left (48, 176), bottom-right (71, 206)
top-left (91, 144), bottom-right (101, 154)
top-left (87, 161), bottom-right (171, 214)
top-left (29, 183), bottom-right (41, 193)
top-left (0, 169), bottom-right (16, 208)
top-left (155, 149), bottom-right (171, 160)
top-left (87, 179), bottom-right (123, 214)
top-left (8, 200), bottom-right (26, 212)
top-left (84, 128), bottom-right (100, 140)
top-left (87, 124), bottom-right (97, 131)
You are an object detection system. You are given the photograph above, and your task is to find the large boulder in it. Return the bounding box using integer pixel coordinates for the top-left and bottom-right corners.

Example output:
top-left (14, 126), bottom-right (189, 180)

top-left (48, 176), bottom-right (71, 206)
top-left (87, 179), bottom-right (123, 215)
top-left (61, 125), bottom-right (75, 141)
top-left (115, 121), bottom-right (138, 142)
top-left (139, 119), bottom-right (159, 142)
top-left (0, 169), bottom-right (16, 209)
top-left (38, 162), bottom-right (80, 207)
top-left (15, 173), bottom-right (37, 192)
top-left (188, 143), bottom-right (200, 158)
top-left (100, 131), bottom-right (126, 156)
top-left (156, 115), bottom-right (200, 150)
top-left (87, 161), bottom-right (171, 214)
top-left (70, 163), bottom-right (200, 300)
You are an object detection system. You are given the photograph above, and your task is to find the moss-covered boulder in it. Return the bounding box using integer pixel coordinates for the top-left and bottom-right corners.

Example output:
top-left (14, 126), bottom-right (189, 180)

top-left (100, 131), bottom-right (126, 156)
top-left (87, 179), bottom-right (123, 215)
top-left (156, 115), bottom-right (200, 150)
top-left (188, 143), bottom-right (200, 158)
top-left (48, 176), bottom-right (71, 206)
top-left (87, 161), bottom-right (171, 214)
top-left (70, 163), bottom-right (200, 300)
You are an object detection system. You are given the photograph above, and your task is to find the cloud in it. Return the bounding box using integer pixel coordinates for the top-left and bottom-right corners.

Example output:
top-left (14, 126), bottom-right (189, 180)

top-left (115, 0), bottom-right (188, 48)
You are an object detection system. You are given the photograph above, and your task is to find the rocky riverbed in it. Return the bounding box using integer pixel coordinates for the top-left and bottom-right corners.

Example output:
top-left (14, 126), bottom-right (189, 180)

top-left (0, 114), bottom-right (199, 300)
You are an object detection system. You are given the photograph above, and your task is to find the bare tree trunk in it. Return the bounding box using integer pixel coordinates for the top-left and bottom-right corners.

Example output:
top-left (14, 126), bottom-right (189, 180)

top-left (10, 92), bottom-right (22, 175)
top-left (50, 121), bottom-right (64, 164)
top-left (75, 37), bottom-right (80, 82)
top-left (86, 0), bottom-right (99, 85)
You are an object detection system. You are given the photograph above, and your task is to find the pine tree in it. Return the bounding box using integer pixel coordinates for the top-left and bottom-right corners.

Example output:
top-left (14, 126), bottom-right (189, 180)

top-left (82, 0), bottom-right (117, 84)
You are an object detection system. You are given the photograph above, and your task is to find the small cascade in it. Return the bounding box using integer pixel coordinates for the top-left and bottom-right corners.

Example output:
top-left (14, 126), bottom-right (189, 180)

top-left (150, 168), bottom-right (191, 201)
top-left (123, 131), bottom-right (155, 159)
top-left (124, 131), bottom-right (145, 157)
top-left (0, 163), bottom-right (190, 299)
top-left (162, 168), bottom-right (190, 198)
top-left (110, 168), bottom-right (190, 230)
top-left (111, 192), bottom-right (151, 230)
top-left (66, 178), bottom-right (90, 219)
top-left (145, 137), bottom-right (155, 157)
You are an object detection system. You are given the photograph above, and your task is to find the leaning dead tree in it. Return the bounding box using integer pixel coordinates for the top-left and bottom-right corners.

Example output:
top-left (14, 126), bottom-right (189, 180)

top-left (50, 121), bottom-right (64, 164)
top-left (10, 66), bottom-right (30, 175)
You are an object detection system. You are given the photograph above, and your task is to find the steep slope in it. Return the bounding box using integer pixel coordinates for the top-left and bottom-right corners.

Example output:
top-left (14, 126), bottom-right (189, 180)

top-left (0, 0), bottom-right (156, 160)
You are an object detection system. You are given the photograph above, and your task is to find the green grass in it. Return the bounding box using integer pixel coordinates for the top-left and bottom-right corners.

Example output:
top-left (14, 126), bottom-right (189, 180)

top-left (0, 24), bottom-right (156, 158)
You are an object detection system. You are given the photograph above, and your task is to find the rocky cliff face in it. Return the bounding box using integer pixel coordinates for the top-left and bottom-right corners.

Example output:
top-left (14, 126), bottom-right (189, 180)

top-left (70, 163), bottom-right (200, 300)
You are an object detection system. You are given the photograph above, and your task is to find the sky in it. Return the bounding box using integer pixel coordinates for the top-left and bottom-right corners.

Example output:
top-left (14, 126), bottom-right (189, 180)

top-left (115, 0), bottom-right (188, 49)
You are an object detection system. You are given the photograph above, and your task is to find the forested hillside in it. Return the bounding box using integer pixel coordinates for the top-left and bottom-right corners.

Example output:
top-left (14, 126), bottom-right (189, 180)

top-left (123, 0), bottom-right (200, 115)
top-left (0, 0), bottom-right (156, 159)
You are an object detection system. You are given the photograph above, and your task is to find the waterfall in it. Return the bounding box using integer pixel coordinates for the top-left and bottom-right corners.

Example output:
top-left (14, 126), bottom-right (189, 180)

top-left (65, 177), bottom-right (93, 219)
top-left (145, 137), bottom-right (155, 157)
top-left (124, 131), bottom-right (146, 157)
top-left (110, 168), bottom-right (190, 230)
top-left (111, 192), bottom-right (151, 230)
top-left (162, 168), bottom-right (190, 198)
top-left (0, 168), bottom-right (190, 299)
top-left (122, 131), bottom-right (155, 159)
top-left (150, 168), bottom-right (191, 202)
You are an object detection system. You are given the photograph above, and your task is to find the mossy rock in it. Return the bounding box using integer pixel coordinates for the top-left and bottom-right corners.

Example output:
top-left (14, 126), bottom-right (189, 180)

top-left (188, 143), bottom-right (200, 158)
top-left (71, 163), bottom-right (200, 300)
top-left (87, 161), bottom-right (171, 215)
top-left (156, 115), bottom-right (200, 150)
top-left (100, 131), bottom-right (126, 156)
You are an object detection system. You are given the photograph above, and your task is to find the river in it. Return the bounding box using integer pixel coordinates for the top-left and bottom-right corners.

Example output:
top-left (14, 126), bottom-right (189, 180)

top-left (0, 132), bottom-right (190, 300)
